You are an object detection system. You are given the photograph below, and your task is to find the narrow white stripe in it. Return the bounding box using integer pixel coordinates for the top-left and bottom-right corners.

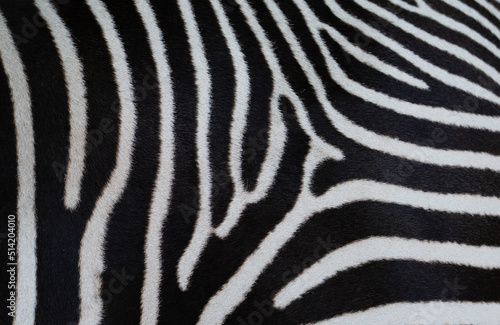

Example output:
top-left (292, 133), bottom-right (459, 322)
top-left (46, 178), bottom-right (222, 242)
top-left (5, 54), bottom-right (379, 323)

top-left (176, 0), bottom-right (214, 291)
top-left (0, 10), bottom-right (37, 325)
top-left (34, 0), bottom-right (88, 210)
top-left (475, 0), bottom-right (500, 28)
top-left (133, 0), bottom-right (175, 324)
top-left (314, 19), bottom-right (427, 89)
top-left (295, 0), bottom-right (500, 132)
top-left (319, 20), bottom-right (428, 89)
top-left (199, 145), bottom-right (340, 325)
top-left (324, 0), bottom-right (500, 105)
top-left (275, 236), bottom-right (500, 308)
top-left (316, 179), bottom-right (500, 216)
top-left (353, 0), bottom-right (500, 94)
top-left (198, 1), bottom-right (346, 322)
top-left (389, 0), bottom-right (500, 62)
top-left (211, 0), bottom-right (250, 213)
top-left (200, 136), bottom-right (500, 323)
top-left (443, 0), bottom-right (500, 41)
top-left (213, 0), bottom-right (342, 239)
top-left (79, 0), bottom-right (137, 324)
top-left (211, 0), bottom-right (290, 239)
top-left (209, 0), bottom-right (252, 236)
top-left (268, 0), bottom-right (500, 172)
top-left (307, 301), bottom-right (500, 325)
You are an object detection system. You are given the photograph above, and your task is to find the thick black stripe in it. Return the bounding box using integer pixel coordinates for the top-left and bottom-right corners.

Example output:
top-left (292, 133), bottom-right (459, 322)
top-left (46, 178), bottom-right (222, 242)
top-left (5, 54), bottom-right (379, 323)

top-left (305, 0), bottom-right (500, 115)
top-left (55, 1), bottom-right (122, 323)
top-left (451, 0), bottom-right (500, 31)
top-left (0, 2), bottom-right (77, 323)
top-left (154, 0), bottom-right (201, 323)
top-left (235, 5), bottom-right (274, 193)
top-left (227, 200), bottom-right (500, 324)
top-left (378, 0), bottom-right (500, 77)
top-left (97, 1), bottom-right (159, 324)
top-left (191, 0), bottom-right (235, 228)
top-left (1, 1), bottom-right (500, 324)
top-left (311, 145), bottom-right (500, 196)
top-left (205, 97), bottom-right (310, 325)
top-left (287, 261), bottom-right (500, 324)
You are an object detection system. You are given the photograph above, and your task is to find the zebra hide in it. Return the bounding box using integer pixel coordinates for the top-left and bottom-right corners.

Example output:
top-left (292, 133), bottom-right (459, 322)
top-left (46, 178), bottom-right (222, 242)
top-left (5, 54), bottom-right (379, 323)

top-left (1, 0), bottom-right (500, 324)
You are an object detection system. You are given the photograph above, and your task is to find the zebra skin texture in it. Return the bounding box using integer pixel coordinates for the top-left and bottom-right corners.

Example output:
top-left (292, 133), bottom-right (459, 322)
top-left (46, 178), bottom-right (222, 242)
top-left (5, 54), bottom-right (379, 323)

top-left (1, 0), bottom-right (500, 323)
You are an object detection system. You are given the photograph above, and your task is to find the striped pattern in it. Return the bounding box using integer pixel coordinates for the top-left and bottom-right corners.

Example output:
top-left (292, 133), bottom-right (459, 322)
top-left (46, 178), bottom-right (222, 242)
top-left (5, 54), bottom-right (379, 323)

top-left (1, 0), bottom-right (500, 324)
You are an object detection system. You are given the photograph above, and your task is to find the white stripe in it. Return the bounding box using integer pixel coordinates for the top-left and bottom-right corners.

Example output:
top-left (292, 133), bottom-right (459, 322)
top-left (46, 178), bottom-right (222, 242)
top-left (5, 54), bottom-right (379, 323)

top-left (133, 0), bottom-right (175, 324)
top-left (275, 236), bottom-right (500, 308)
top-left (294, 0), bottom-right (500, 132)
top-left (211, 0), bottom-right (290, 239)
top-left (315, 179), bottom-right (500, 216)
top-left (319, 20), bottom-right (428, 89)
top-left (389, 0), bottom-right (500, 62)
top-left (176, 0), bottom-right (214, 291)
top-left (314, 20), bottom-right (427, 89)
top-left (34, 0), bottom-right (89, 210)
top-left (199, 144), bottom-right (340, 325)
top-left (443, 0), bottom-right (500, 41)
top-left (0, 10), bottom-right (37, 325)
top-left (307, 301), bottom-right (500, 325)
top-left (474, 0), bottom-right (500, 28)
top-left (211, 0), bottom-right (252, 236)
top-left (265, 0), bottom-right (500, 171)
top-left (200, 134), bottom-right (500, 324)
top-left (353, 0), bottom-right (500, 93)
top-left (201, 0), bottom-right (500, 311)
top-left (324, 0), bottom-right (500, 105)
top-left (79, 0), bottom-right (137, 324)
top-left (209, 0), bottom-right (252, 237)
top-left (214, 0), bottom-right (342, 239)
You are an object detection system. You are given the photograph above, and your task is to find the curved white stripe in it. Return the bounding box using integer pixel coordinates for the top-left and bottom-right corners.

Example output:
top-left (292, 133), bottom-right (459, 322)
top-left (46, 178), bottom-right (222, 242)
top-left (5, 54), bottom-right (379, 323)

top-left (319, 21), bottom-right (427, 89)
top-left (324, 0), bottom-right (500, 105)
top-left (214, 0), bottom-right (342, 239)
top-left (269, 0), bottom-right (500, 171)
top-left (211, 0), bottom-right (251, 196)
top-left (307, 301), bottom-right (500, 325)
top-left (211, 0), bottom-right (290, 239)
top-left (210, 0), bottom-right (253, 237)
top-left (215, 90), bottom-right (288, 238)
top-left (0, 10), bottom-right (37, 325)
top-left (198, 1), bottom-right (345, 322)
top-left (354, 0), bottom-right (500, 95)
top-left (133, 0), bottom-right (175, 324)
top-left (317, 179), bottom-right (500, 216)
top-left (389, 0), bottom-right (500, 62)
top-left (295, 0), bottom-right (500, 132)
top-left (200, 137), bottom-right (500, 324)
top-left (443, 0), bottom-right (500, 41)
top-left (475, 0), bottom-right (500, 28)
top-left (275, 236), bottom-right (500, 308)
top-left (176, 0), bottom-right (214, 291)
top-left (79, 0), bottom-right (137, 324)
top-left (317, 23), bottom-right (427, 89)
top-left (35, 0), bottom-right (88, 210)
